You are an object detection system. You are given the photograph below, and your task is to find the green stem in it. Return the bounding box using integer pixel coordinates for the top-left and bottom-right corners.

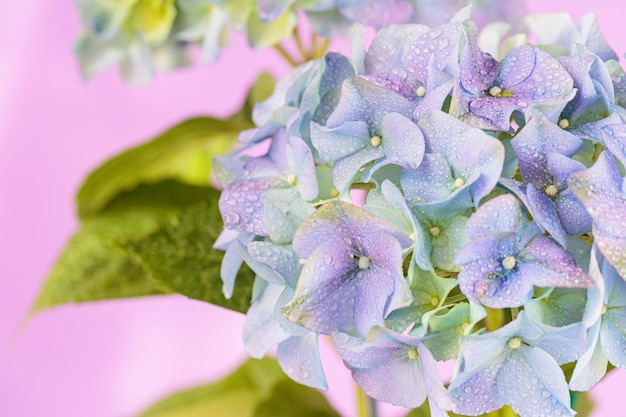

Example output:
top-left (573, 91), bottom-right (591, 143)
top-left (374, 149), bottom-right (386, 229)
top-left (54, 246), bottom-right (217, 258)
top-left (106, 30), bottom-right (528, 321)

top-left (485, 307), bottom-right (505, 332)
top-left (293, 28), bottom-right (308, 61)
top-left (273, 44), bottom-right (298, 67)
top-left (356, 386), bottom-right (378, 417)
top-left (313, 38), bottom-right (331, 59)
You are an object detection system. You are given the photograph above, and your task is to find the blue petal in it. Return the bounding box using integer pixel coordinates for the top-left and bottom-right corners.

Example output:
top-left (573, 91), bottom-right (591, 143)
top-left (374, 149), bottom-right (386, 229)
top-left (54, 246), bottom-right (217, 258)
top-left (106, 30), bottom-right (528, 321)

top-left (498, 347), bottom-right (575, 417)
top-left (570, 321), bottom-right (608, 391)
top-left (277, 333), bottom-right (328, 390)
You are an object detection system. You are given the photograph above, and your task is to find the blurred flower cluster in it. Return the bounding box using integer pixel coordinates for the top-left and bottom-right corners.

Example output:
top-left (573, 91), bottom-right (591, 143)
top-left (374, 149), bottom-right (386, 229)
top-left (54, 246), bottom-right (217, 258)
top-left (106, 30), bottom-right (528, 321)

top-left (74, 0), bottom-right (526, 84)
top-left (214, 7), bottom-right (626, 417)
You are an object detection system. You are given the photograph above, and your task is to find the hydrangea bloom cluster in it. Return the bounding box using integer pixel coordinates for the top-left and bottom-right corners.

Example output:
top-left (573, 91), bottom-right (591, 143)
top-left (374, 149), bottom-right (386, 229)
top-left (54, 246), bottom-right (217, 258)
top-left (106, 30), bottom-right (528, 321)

top-left (214, 8), bottom-right (626, 417)
top-left (74, 0), bottom-right (526, 83)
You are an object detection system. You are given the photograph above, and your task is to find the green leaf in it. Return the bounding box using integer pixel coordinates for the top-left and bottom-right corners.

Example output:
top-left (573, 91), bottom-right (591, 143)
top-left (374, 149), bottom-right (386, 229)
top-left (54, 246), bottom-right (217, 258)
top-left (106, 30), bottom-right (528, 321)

top-left (139, 358), bottom-right (286, 417)
top-left (76, 117), bottom-right (243, 217)
top-left (33, 180), bottom-right (216, 311)
top-left (77, 73), bottom-right (275, 217)
top-left (253, 379), bottom-right (341, 417)
top-left (121, 185), bottom-right (254, 313)
top-left (139, 358), bottom-right (340, 417)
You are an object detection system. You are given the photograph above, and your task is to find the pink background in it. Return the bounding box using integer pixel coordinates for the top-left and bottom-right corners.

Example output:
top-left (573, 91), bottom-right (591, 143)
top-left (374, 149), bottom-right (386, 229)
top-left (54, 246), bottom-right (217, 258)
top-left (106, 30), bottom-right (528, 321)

top-left (1, 1), bottom-right (625, 416)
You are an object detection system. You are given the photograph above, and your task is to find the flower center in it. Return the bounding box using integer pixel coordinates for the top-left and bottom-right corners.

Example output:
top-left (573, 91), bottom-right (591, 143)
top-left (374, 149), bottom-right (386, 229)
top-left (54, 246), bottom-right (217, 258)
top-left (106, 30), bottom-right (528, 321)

top-left (370, 135), bottom-right (382, 147)
top-left (287, 174), bottom-right (297, 186)
top-left (508, 337), bottom-right (523, 349)
top-left (408, 348), bottom-right (419, 360)
top-left (358, 256), bottom-right (371, 270)
top-left (429, 226), bottom-right (441, 237)
top-left (416, 86), bottom-right (427, 97)
top-left (488, 86), bottom-right (503, 97)
top-left (602, 305), bottom-right (608, 315)
top-left (454, 177), bottom-right (465, 188)
top-left (558, 119), bottom-right (570, 129)
top-left (502, 256), bottom-right (516, 270)
top-left (545, 185), bottom-right (558, 197)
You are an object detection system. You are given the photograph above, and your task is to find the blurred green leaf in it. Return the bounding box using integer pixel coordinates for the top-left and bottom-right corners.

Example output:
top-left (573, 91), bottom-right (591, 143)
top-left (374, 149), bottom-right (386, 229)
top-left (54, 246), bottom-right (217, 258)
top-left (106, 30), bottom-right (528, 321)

top-left (121, 185), bottom-right (254, 313)
top-left (139, 358), bottom-right (284, 417)
top-left (34, 73), bottom-right (276, 312)
top-left (139, 358), bottom-right (340, 417)
top-left (253, 379), bottom-right (340, 417)
top-left (77, 73), bottom-right (275, 217)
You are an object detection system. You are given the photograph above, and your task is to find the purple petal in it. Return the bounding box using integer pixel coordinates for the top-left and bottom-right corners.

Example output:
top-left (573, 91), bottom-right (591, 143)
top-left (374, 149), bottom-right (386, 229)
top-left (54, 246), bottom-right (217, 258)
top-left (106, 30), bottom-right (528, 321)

top-left (401, 153), bottom-right (456, 205)
top-left (526, 184), bottom-right (567, 246)
top-left (460, 260), bottom-right (535, 308)
top-left (517, 235), bottom-right (594, 289)
top-left (282, 240), bottom-right (366, 335)
top-left (511, 111), bottom-right (582, 185)
top-left (380, 112), bottom-right (425, 169)
top-left (600, 123), bottom-right (626, 169)
top-left (219, 177), bottom-right (286, 236)
top-left (293, 201), bottom-right (412, 258)
top-left (458, 22), bottom-right (500, 94)
top-left (465, 194), bottom-right (523, 239)
top-left (416, 110), bottom-right (505, 204)
top-left (569, 152), bottom-right (626, 277)
top-left (449, 350), bottom-right (506, 415)
top-left (326, 77), bottom-right (414, 129)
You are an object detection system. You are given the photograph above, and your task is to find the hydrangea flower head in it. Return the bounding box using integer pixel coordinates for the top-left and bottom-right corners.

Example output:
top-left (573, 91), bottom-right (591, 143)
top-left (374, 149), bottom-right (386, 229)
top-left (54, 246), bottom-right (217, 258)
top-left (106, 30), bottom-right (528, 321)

top-left (210, 8), bottom-right (626, 413)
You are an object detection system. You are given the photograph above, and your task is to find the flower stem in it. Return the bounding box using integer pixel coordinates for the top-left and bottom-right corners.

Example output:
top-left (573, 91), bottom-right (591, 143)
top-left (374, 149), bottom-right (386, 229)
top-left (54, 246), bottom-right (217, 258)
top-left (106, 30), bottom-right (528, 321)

top-left (485, 307), bottom-right (505, 331)
top-left (293, 28), bottom-right (308, 61)
top-left (314, 38), bottom-right (331, 59)
top-left (273, 44), bottom-right (298, 67)
top-left (356, 386), bottom-right (378, 417)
